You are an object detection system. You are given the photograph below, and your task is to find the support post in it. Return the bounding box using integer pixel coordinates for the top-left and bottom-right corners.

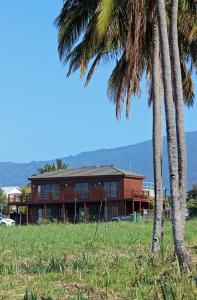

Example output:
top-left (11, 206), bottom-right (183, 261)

top-left (8, 205), bottom-right (11, 218)
top-left (74, 198), bottom-right (77, 224)
top-left (132, 200), bottom-right (135, 213)
top-left (62, 203), bottom-right (65, 223)
top-left (26, 205), bottom-right (29, 225)
top-left (84, 201), bottom-right (86, 222)
top-left (44, 203), bottom-right (47, 219)
top-left (124, 202), bottom-right (127, 215)
top-left (104, 198), bottom-right (108, 221)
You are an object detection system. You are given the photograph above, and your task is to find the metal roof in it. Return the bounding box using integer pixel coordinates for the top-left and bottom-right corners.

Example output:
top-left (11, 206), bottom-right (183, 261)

top-left (29, 165), bottom-right (144, 180)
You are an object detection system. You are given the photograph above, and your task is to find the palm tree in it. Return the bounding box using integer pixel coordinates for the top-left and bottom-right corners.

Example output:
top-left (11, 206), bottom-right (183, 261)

top-left (156, 0), bottom-right (190, 269)
top-left (56, 159), bottom-right (69, 170)
top-left (169, 0), bottom-right (196, 236)
top-left (92, 0), bottom-right (195, 265)
top-left (38, 159), bottom-right (69, 174)
top-left (151, 21), bottom-right (163, 252)
top-left (56, 0), bottom-right (196, 266)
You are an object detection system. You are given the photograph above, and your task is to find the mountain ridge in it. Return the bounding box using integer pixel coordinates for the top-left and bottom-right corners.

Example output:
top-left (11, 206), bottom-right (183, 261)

top-left (0, 130), bottom-right (196, 188)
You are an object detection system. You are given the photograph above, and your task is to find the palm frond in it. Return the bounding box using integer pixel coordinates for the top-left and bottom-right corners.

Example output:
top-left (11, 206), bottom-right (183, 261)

top-left (97, 0), bottom-right (115, 35)
top-left (181, 59), bottom-right (194, 107)
top-left (56, 0), bottom-right (98, 60)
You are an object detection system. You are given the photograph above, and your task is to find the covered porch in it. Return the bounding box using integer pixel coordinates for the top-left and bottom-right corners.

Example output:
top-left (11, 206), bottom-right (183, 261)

top-left (10, 198), bottom-right (149, 224)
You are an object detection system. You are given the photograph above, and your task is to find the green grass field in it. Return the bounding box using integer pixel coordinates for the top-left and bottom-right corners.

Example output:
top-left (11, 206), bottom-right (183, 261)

top-left (0, 220), bottom-right (196, 300)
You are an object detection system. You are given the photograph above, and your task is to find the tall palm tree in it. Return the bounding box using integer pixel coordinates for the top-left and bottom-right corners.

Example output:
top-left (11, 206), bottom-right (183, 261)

top-left (151, 21), bottom-right (163, 252)
top-left (156, 0), bottom-right (190, 269)
top-left (56, 0), bottom-right (196, 265)
top-left (169, 0), bottom-right (196, 236)
top-left (92, 0), bottom-right (195, 265)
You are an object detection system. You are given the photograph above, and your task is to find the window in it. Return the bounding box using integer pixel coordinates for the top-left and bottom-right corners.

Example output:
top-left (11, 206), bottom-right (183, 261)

top-left (75, 183), bottom-right (88, 200)
top-left (38, 184), bottom-right (60, 200)
top-left (45, 185), bottom-right (51, 195)
top-left (111, 182), bottom-right (118, 198)
top-left (93, 183), bottom-right (98, 190)
top-left (104, 181), bottom-right (118, 198)
top-left (104, 182), bottom-right (110, 198)
top-left (52, 184), bottom-right (60, 194)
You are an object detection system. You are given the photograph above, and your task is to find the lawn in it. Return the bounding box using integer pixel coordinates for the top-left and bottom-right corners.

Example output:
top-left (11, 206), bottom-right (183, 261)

top-left (0, 220), bottom-right (196, 299)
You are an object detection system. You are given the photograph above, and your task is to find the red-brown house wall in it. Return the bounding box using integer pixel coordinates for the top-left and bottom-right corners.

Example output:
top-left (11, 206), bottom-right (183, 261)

top-left (30, 175), bottom-right (144, 203)
top-left (123, 177), bottom-right (144, 199)
top-left (31, 176), bottom-right (124, 203)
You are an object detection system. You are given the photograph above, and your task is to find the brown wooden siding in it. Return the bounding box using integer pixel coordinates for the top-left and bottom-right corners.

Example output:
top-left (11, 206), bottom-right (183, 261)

top-left (9, 175), bottom-right (148, 207)
top-left (123, 177), bottom-right (143, 198)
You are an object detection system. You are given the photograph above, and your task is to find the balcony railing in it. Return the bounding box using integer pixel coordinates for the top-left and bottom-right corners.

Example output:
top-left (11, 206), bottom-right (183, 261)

top-left (124, 189), bottom-right (149, 200)
top-left (8, 188), bottom-right (149, 205)
top-left (38, 193), bottom-right (61, 202)
top-left (8, 193), bottom-right (32, 204)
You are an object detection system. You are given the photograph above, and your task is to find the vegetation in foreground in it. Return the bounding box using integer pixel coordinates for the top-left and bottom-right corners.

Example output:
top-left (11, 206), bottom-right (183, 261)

top-left (0, 220), bottom-right (196, 300)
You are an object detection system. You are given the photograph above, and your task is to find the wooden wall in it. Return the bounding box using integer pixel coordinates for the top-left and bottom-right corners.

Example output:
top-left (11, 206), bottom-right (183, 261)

top-left (31, 175), bottom-right (145, 203)
top-left (123, 177), bottom-right (143, 199)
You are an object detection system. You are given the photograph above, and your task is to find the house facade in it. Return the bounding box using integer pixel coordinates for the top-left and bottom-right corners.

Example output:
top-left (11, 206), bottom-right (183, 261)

top-left (8, 166), bottom-right (149, 224)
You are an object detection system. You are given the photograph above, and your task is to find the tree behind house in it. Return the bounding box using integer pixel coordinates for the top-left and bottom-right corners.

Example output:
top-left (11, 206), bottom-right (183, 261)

top-left (38, 159), bottom-right (69, 174)
top-left (0, 188), bottom-right (8, 214)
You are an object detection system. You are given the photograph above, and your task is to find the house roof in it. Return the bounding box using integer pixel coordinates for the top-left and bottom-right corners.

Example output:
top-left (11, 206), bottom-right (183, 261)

top-left (29, 165), bottom-right (144, 180)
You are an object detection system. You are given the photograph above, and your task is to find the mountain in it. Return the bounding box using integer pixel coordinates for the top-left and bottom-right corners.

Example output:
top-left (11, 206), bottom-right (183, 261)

top-left (0, 131), bottom-right (196, 188)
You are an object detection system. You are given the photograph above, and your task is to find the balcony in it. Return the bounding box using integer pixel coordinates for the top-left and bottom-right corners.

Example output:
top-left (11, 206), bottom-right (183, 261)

top-left (8, 193), bottom-right (32, 204)
top-left (124, 189), bottom-right (149, 201)
top-left (38, 193), bottom-right (61, 202)
top-left (8, 188), bottom-right (149, 205)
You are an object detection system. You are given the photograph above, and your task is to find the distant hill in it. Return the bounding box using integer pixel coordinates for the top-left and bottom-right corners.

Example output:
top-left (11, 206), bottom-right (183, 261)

top-left (0, 131), bottom-right (196, 188)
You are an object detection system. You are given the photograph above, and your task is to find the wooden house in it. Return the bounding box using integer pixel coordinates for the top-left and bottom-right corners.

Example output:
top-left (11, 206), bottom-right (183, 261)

top-left (8, 165), bottom-right (149, 224)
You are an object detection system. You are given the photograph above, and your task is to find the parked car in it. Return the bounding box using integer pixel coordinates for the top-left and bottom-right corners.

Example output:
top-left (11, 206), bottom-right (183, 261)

top-left (0, 213), bottom-right (6, 218)
top-left (0, 215), bottom-right (15, 226)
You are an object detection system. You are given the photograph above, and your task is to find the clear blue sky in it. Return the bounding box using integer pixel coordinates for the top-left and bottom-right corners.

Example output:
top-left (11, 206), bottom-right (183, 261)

top-left (0, 1), bottom-right (196, 163)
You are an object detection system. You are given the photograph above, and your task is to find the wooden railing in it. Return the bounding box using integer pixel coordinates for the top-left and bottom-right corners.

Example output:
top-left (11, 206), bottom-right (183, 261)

top-left (124, 189), bottom-right (149, 201)
top-left (38, 193), bottom-right (61, 202)
top-left (8, 188), bottom-right (149, 204)
top-left (8, 193), bottom-right (32, 204)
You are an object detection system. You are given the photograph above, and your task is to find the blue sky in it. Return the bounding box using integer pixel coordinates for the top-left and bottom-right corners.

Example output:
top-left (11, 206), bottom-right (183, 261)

top-left (0, 1), bottom-right (196, 163)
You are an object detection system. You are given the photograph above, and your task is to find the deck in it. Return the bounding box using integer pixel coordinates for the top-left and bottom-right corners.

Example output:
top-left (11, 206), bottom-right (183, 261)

top-left (8, 189), bottom-right (149, 206)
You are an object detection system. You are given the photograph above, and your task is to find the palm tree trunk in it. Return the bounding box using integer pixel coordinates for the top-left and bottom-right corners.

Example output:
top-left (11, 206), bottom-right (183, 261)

top-left (152, 22), bottom-right (163, 252)
top-left (156, 0), bottom-right (189, 269)
top-left (170, 0), bottom-right (187, 235)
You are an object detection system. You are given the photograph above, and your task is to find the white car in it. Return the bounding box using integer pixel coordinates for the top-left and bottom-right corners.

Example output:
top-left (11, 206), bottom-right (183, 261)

top-left (0, 215), bottom-right (15, 226)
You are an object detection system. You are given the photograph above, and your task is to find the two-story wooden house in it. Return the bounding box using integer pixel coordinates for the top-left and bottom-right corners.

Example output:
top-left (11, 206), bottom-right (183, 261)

top-left (8, 165), bottom-right (149, 224)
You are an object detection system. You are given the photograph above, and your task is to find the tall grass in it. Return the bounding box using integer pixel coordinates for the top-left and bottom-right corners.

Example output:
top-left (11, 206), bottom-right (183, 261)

top-left (0, 220), bottom-right (196, 299)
